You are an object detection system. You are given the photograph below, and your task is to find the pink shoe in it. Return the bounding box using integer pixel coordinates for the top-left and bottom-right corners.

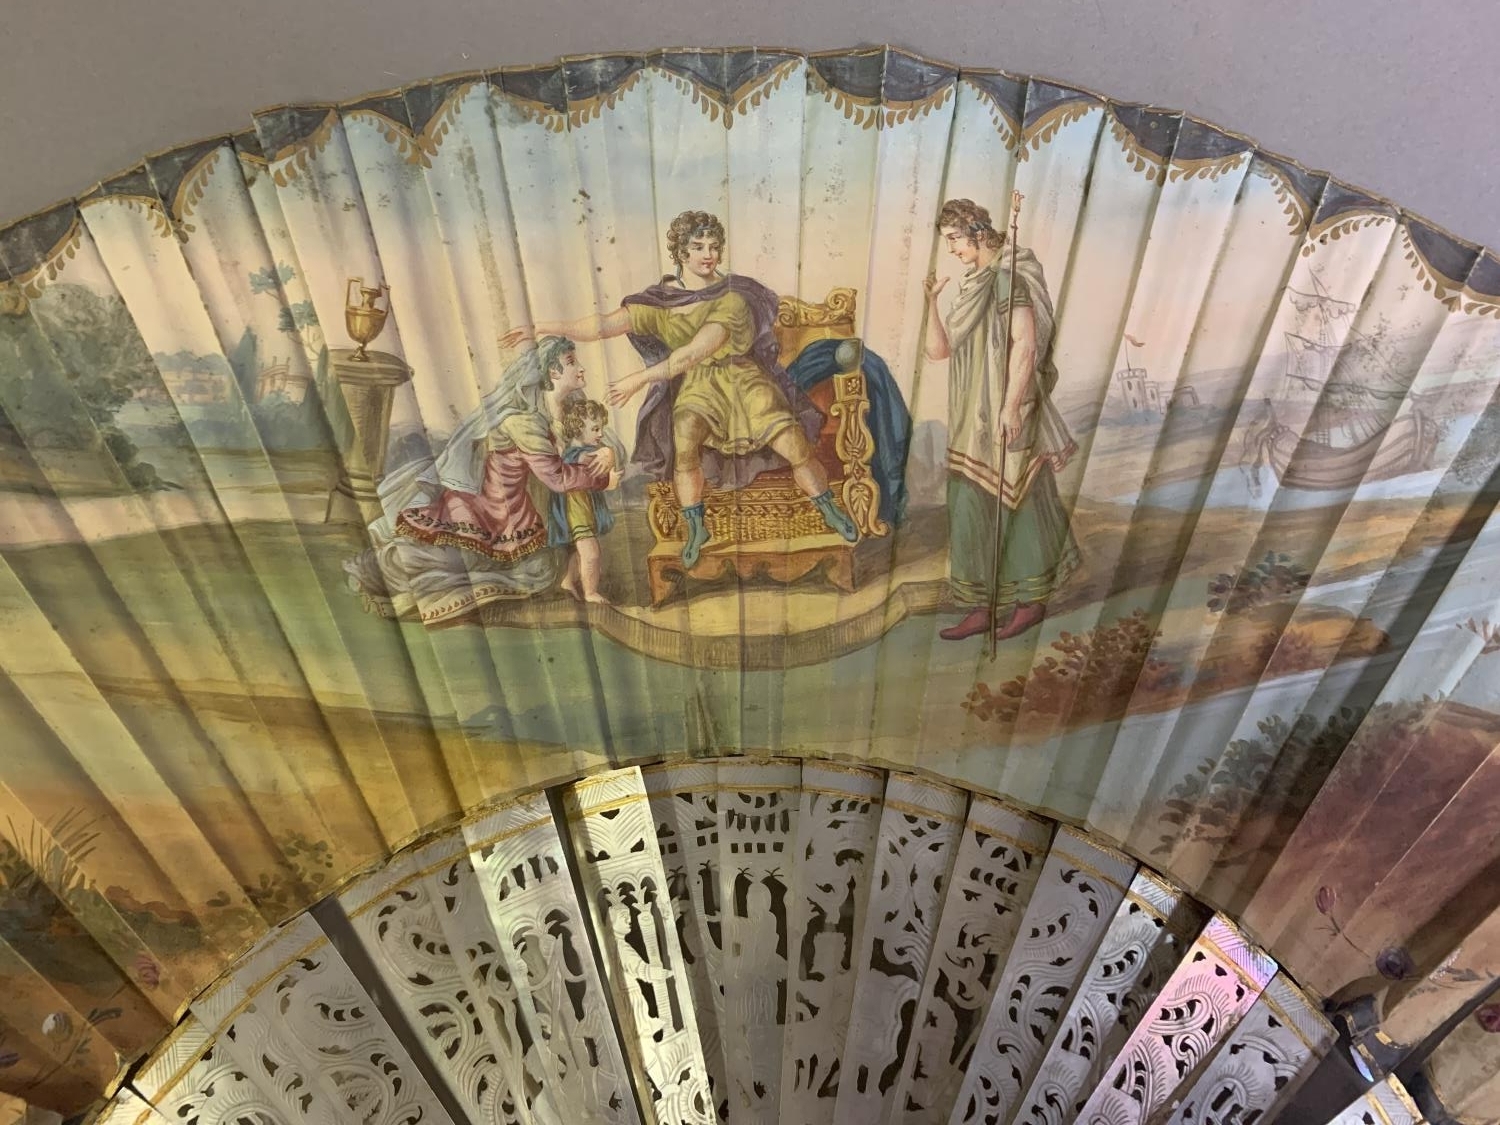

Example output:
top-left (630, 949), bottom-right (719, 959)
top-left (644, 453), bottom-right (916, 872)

top-left (992, 602), bottom-right (1044, 640)
top-left (939, 608), bottom-right (992, 640)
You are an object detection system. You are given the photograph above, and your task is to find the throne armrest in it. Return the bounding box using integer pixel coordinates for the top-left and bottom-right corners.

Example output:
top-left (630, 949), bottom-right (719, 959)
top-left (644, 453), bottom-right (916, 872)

top-left (773, 288), bottom-right (886, 537)
top-left (826, 338), bottom-right (887, 538)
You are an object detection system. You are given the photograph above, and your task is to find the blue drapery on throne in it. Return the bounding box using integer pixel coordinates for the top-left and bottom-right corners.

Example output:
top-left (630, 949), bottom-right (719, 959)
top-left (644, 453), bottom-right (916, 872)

top-left (785, 338), bottom-right (911, 529)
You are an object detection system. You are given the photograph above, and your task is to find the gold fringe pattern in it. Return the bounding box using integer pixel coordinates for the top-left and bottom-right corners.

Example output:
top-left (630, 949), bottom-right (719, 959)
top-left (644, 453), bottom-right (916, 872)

top-left (960, 77), bottom-right (1021, 151)
top-left (807, 65), bottom-right (956, 131)
top-left (1018, 100), bottom-right (1097, 160)
top-left (166, 146), bottom-right (224, 239)
top-left (268, 110), bottom-right (338, 187)
top-left (1302, 210), bottom-right (1393, 256)
top-left (0, 215), bottom-right (84, 311)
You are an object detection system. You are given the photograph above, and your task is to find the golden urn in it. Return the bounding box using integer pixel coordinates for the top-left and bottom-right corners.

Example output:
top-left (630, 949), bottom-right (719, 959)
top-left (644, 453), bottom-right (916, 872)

top-left (345, 278), bottom-right (390, 361)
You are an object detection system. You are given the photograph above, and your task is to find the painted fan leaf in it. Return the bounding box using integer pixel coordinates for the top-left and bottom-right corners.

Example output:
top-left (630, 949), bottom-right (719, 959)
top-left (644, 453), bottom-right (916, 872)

top-left (0, 45), bottom-right (1494, 1125)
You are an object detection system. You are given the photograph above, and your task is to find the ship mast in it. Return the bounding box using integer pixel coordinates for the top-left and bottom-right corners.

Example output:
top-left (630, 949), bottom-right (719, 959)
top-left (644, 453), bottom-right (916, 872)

top-left (1281, 268), bottom-right (1359, 442)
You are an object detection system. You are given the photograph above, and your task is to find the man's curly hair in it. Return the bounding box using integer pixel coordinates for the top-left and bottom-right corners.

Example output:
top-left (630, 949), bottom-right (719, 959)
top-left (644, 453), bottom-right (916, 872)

top-left (936, 198), bottom-right (1005, 250)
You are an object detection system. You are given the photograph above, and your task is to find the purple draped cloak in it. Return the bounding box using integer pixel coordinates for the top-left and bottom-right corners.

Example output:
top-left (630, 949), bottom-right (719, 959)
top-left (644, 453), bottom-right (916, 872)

top-left (620, 273), bottom-right (824, 490)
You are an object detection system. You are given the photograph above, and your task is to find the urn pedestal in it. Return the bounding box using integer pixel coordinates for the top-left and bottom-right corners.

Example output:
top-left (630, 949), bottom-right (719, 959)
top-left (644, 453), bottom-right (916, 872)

top-left (323, 347), bottom-right (412, 526)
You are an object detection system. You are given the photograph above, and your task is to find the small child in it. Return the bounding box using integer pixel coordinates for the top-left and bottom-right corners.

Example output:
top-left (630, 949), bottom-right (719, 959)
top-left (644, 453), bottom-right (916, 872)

top-left (551, 398), bottom-right (618, 604)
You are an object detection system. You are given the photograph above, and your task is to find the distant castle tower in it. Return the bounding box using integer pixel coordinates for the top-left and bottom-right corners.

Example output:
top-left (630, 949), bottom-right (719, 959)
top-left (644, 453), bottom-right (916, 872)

top-left (1115, 366), bottom-right (1153, 412)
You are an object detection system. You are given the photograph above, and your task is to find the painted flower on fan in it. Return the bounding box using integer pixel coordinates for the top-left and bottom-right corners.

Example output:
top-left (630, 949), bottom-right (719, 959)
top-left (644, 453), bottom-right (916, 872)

top-left (1375, 947), bottom-right (1416, 981)
top-left (1476, 1003), bottom-right (1500, 1033)
top-left (1313, 884), bottom-right (1358, 948)
top-left (134, 952), bottom-right (161, 989)
top-left (41, 1011), bottom-right (72, 1041)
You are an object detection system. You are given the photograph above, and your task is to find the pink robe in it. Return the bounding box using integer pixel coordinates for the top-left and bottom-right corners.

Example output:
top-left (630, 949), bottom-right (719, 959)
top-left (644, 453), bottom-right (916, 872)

top-left (395, 412), bottom-right (607, 563)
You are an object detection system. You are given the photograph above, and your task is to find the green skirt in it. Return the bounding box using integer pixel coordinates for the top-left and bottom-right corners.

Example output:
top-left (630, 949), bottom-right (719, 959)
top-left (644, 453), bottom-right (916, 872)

top-left (947, 470), bottom-right (1080, 608)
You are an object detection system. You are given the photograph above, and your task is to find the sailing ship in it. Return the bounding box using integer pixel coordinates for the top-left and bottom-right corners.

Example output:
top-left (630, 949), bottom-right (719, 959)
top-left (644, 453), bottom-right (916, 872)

top-left (1240, 271), bottom-right (1439, 493)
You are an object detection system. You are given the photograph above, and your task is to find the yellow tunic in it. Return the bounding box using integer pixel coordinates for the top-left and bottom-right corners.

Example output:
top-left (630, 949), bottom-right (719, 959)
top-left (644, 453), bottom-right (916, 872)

top-left (627, 290), bottom-right (799, 456)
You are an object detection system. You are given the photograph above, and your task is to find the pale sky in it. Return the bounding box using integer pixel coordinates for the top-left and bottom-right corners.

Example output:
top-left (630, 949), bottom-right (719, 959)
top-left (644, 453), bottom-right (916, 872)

top-left (36, 62), bottom-right (1492, 510)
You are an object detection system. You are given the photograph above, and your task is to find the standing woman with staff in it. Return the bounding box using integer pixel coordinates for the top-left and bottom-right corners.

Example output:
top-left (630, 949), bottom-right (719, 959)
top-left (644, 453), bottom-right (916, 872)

top-left (923, 195), bottom-right (1081, 642)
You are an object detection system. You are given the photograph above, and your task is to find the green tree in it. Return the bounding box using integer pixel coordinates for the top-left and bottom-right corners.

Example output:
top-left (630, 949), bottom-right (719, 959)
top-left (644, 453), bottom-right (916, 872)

top-left (0, 285), bottom-right (169, 491)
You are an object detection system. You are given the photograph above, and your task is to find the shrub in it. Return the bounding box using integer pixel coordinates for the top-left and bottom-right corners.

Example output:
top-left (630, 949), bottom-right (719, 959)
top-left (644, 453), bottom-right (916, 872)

top-left (963, 609), bottom-right (1175, 727)
top-left (1206, 551), bottom-right (1311, 615)
top-left (1152, 698), bottom-right (1438, 860)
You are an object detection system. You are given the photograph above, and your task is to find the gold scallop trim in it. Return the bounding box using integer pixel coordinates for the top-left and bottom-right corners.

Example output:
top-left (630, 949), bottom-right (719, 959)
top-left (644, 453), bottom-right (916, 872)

top-left (166, 146), bottom-right (224, 237)
top-left (78, 191), bottom-right (174, 242)
top-left (267, 109), bottom-right (338, 187)
top-left (342, 82), bottom-right (473, 167)
top-left (1107, 112), bottom-right (1170, 183)
top-left (1167, 149), bottom-right (1250, 184)
top-left (1302, 209), bottom-right (1394, 256)
top-left (1018, 98), bottom-right (1098, 159)
top-left (807, 65), bottom-right (956, 130)
top-left (1398, 223), bottom-right (1473, 312)
top-left (1, 213), bottom-right (85, 313)
top-left (1460, 288), bottom-right (1500, 321)
top-left (572, 66), bottom-right (649, 127)
top-left (960, 76), bottom-right (1021, 149)
top-left (343, 107), bottom-right (440, 165)
top-left (1250, 160), bottom-right (1315, 232)
top-left (489, 86), bottom-right (565, 133)
top-left (493, 67), bottom-right (648, 133)
top-left (650, 57), bottom-right (800, 130)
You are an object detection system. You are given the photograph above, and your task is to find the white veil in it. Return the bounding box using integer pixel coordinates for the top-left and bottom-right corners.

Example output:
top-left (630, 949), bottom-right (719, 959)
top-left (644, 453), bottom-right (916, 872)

top-left (371, 337), bottom-right (571, 530)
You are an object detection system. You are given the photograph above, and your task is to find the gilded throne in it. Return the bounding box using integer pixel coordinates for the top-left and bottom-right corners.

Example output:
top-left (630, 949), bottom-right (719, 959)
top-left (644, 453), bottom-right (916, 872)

top-left (644, 287), bottom-right (889, 605)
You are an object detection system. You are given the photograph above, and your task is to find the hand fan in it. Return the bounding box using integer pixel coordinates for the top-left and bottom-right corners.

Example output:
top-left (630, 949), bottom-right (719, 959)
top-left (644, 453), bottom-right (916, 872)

top-left (0, 43), bottom-right (1497, 1125)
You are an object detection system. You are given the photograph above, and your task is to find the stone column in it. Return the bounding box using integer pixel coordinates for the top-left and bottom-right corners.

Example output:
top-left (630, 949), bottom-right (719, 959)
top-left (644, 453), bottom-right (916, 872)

top-left (323, 346), bottom-right (412, 526)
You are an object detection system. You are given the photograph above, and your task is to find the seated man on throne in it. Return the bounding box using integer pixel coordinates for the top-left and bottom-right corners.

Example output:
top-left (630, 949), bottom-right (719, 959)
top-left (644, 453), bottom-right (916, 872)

top-left (503, 210), bottom-right (861, 568)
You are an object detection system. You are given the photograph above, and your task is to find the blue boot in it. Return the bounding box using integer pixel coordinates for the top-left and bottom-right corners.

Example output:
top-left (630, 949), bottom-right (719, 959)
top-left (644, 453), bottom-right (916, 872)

top-left (812, 489), bottom-right (858, 542)
top-left (680, 502), bottom-right (711, 568)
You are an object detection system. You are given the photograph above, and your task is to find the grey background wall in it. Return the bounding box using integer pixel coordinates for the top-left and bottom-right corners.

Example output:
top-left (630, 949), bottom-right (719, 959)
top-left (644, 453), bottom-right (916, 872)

top-left (0, 0), bottom-right (1495, 248)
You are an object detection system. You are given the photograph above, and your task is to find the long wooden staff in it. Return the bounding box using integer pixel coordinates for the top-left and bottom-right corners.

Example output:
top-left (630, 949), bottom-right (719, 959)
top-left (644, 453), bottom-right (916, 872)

top-left (986, 190), bottom-right (1024, 661)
